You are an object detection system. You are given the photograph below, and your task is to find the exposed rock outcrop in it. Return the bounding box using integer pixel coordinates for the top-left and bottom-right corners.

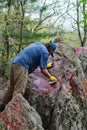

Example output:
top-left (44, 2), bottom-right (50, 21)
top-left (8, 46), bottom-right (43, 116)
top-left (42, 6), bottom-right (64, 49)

top-left (0, 43), bottom-right (87, 130)
top-left (0, 93), bottom-right (44, 130)
top-left (24, 43), bottom-right (87, 130)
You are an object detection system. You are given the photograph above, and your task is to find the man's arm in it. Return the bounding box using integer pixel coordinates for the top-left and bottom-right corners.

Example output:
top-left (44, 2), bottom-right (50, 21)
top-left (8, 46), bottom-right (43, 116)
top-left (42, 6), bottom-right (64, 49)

top-left (41, 68), bottom-right (57, 82)
top-left (41, 68), bottom-right (51, 79)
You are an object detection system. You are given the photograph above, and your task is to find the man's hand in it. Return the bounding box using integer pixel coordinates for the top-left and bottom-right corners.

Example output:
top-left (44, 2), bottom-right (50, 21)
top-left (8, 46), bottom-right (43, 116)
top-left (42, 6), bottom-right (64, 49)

top-left (49, 75), bottom-right (57, 82)
top-left (47, 62), bottom-right (54, 69)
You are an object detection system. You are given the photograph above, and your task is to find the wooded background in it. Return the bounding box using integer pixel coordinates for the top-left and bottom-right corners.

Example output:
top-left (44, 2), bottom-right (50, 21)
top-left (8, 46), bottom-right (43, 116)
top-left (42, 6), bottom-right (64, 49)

top-left (0, 0), bottom-right (87, 77)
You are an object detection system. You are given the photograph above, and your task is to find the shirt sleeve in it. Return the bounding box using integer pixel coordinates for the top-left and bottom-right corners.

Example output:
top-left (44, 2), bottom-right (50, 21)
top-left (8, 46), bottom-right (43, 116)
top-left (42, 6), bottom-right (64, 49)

top-left (40, 53), bottom-right (49, 69)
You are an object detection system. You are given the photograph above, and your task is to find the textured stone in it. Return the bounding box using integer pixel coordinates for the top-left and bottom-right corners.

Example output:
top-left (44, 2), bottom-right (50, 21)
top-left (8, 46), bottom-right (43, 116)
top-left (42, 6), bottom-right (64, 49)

top-left (0, 93), bottom-right (44, 130)
top-left (0, 44), bottom-right (87, 130)
top-left (24, 43), bottom-right (87, 130)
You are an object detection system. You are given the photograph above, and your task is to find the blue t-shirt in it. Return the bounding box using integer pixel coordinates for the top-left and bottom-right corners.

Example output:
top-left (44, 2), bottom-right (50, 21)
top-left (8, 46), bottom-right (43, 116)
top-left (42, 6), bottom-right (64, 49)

top-left (12, 42), bottom-right (49, 73)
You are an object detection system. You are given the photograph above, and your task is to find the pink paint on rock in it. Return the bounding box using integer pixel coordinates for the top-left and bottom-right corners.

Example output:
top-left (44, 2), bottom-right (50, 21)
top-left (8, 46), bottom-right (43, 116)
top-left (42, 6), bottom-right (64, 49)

top-left (74, 47), bottom-right (87, 54)
top-left (68, 73), bottom-right (78, 94)
top-left (32, 76), bottom-right (72, 94)
top-left (32, 78), bottom-right (58, 94)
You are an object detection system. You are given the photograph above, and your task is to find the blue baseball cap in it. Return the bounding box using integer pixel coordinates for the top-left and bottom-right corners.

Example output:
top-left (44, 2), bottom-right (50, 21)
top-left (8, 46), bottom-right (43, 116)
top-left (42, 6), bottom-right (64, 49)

top-left (49, 42), bottom-right (57, 52)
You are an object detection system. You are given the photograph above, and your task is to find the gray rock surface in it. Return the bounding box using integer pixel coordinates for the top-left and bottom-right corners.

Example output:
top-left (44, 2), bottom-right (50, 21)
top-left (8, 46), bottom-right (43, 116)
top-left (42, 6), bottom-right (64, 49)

top-left (0, 43), bottom-right (87, 130)
top-left (0, 89), bottom-right (4, 104)
top-left (24, 44), bottom-right (87, 130)
top-left (0, 93), bottom-right (44, 130)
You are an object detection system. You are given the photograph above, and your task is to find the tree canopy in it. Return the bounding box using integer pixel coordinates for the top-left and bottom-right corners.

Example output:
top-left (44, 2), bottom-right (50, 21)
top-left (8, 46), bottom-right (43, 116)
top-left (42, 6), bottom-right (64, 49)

top-left (0, 0), bottom-right (87, 77)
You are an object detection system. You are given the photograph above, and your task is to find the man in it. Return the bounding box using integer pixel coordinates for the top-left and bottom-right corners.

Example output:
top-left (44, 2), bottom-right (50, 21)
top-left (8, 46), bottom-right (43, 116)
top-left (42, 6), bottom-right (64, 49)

top-left (0, 41), bottom-right (57, 112)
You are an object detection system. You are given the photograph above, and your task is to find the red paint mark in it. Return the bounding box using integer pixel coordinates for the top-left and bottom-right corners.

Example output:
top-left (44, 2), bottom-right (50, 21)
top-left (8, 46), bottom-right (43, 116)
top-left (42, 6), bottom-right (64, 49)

top-left (68, 73), bottom-right (78, 94)
top-left (0, 97), bottom-right (25, 130)
top-left (33, 78), bottom-right (58, 94)
top-left (74, 47), bottom-right (87, 54)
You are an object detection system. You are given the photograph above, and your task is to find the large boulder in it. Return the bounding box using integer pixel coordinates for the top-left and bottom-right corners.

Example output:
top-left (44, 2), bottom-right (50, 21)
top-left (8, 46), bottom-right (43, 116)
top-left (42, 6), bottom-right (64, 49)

top-left (0, 43), bottom-right (87, 130)
top-left (24, 43), bottom-right (87, 130)
top-left (0, 93), bottom-right (44, 130)
top-left (75, 46), bottom-right (87, 78)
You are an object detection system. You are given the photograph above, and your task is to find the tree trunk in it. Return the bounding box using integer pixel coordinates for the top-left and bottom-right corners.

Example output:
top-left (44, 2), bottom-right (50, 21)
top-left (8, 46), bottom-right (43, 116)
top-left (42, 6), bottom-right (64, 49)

top-left (76, 0), bottom-right (87, 46)
top-left (18, 0), bottom-right (25, 52)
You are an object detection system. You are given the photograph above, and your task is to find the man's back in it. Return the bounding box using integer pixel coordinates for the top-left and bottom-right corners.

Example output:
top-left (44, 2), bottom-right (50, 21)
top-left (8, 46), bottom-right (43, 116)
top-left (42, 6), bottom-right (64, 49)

top-left (12, 42), bottom-right (49, 73)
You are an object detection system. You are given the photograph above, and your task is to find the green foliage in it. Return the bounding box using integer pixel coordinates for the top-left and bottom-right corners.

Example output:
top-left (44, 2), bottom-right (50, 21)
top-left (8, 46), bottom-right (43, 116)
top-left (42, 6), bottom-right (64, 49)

top-left (4, 59), bottom-right (10, 78)
top-left (0, 44), bottom-right (5, 51)
top-left (30, 0), bottom-right (38, 2)
top-left (64, 32), bottom-right (81, 46)
top-left (80, 0), bottom-right (87, 4)
top-left (40, 5), bottom-right (48, 14)
top-left (0, 0), bottom-right (86, 78)
top-left (80, 0), bottom-right (87, 24)
top-left (0, 54), bottom-right (11, 78)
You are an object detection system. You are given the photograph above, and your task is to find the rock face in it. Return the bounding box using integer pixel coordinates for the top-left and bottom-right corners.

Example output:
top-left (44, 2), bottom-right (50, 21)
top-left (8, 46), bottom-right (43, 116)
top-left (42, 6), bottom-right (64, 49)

top-left (0, 89), bottom-right (4, 104)
top-left (75, 47), bottom-right (87, 79)
top-left (24, 43), bottom-right (87, 130)
top-left (0, 93), bottom-right (44, 130)
top-left (0, 43), bottom-right (87, 130)
top-left (48, 89), bottom-right (87, 130)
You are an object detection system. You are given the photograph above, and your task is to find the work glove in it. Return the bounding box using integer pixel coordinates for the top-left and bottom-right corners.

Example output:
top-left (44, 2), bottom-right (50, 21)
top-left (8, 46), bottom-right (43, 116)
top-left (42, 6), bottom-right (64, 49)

top-left (49, 75), bottom-right (57, 82)
top-left (47, 62), bottom-right (53, 69)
